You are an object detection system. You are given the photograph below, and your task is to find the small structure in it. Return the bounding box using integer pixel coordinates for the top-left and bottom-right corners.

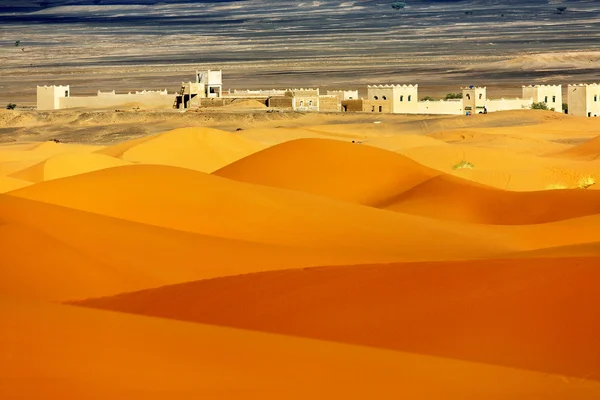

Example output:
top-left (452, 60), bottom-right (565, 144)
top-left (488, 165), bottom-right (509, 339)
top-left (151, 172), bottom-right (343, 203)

top-left (175, 69), bottom-right (223, 109)
top-left (568, 84), bottom-right (600, 117)
top-left (327, 90), bottom-right (359, 102)
top-left (462, 86), bottom-right (487, 114)
top-left (286, 88), bottom-right (320, 112)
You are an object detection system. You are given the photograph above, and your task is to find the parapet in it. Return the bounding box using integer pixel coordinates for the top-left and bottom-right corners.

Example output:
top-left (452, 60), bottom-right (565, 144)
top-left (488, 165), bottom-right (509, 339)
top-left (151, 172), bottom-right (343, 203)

top-left (568, 83), bottom-right (600, 87)
top-left (367, 84), bottom-right (418, 88)
top-left (37, 85), bottom-right (70, 89)
top-left (522, 84), bottom-right (561, 88)
top-left (461, 86), bottom-right (486, 90)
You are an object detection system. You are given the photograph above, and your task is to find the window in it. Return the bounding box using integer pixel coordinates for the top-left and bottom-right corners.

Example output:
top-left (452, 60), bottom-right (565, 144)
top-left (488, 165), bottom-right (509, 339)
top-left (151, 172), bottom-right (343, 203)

top-left (309, 100), bottom-right (313, 106)
top-left (400, 95), bottom-right (404, 102)
top-left (466, 94), bottom-right (471, 100)
top-left (408, 95), bottom-right (412, 101)
top-left (374, 96), bottom-right (378, 100)
top-left (371, 106), bottom-right (375, 112)
top-left (379, 106), bottom-right (383, 112)
top-left (65, 91), bottom-right (69, 97)
top-left (595, 95), bottom-right (598, 102)
top-left (300, 101), bottom-right (304, 107)
top-left (478, 94), bottom-right (482, 100)
top-left (382, 96), bottom-right (387, 100)
top-left (552, 96), bottom-right (556, 103)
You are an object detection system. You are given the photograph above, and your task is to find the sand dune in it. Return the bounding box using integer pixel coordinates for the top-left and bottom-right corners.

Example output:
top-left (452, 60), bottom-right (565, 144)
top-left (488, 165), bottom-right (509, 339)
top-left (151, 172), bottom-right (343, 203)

top-left (97, 127), bottom-right (266, 172)
top-left (215, 138), bottom-right (440, 205)
top-left (382, 174), bottom-right (600, 224)
top-left (4, 298), bottom-right (598, 399)
top-left (0, 176), bottom-right (31, 192)
top-left (549, 135), bottom-right (600, 161)
top-left (10, 152), bottom-right (131, 182)
top-left (75, 256), bottom-right (600, 380)
top-left (4, 112), bottom-right (600, 397)
top-left (0, 194), bottom-right (408, 301)
top-left (7, 164), bottom-right (514, 261)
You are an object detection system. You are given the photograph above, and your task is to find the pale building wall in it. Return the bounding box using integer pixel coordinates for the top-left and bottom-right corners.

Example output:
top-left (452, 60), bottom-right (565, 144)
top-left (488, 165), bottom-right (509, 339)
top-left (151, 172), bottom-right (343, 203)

top-left (417, 99), bottom-right (463, 115)
top-left (59, 92), bottom-right (175, 110)
top-left (318, 95), bottom-right (340, 112)
top-left (484, 98), bottom-right (532, 113)
top-left (522, 85), bottom-right (562, 112)
top-left (228, 89), bottom-right (286, 98)
top-left (568, 84), bottom-right (600, 117)
top-left (287, 89), bottom-right (320, 111)
top-left (462, 86), bottom-right (487, 113)
top-left (327, 90), bottom-right (359, 101)
top-left (37, 85), bottom-right (70, 110)
top-left (367, 85), bottom-right (418, 114)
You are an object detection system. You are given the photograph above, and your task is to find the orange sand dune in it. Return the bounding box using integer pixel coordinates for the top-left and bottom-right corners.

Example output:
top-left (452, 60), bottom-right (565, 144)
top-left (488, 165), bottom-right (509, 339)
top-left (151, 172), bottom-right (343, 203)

top-left (76, 257), bottom-right (600, 380)
top-left (8, 164), bottom-right (514, 260)
top-left (0, 194), bottom-right (405, 301)
top-left (10, 152), bottom-right (131, 182)
top-left (4, 298), bottom-right (598, 399)
top-left (0, 176), bottom-right (31, 192)
top-left (549, 135), bottom-right (600, 160)
top-left (382, 174), bottom-right (600, 224)
top-left (96, 127), bottom-right (266, 172)
top-left (214, 138), bottom-right (440, 205)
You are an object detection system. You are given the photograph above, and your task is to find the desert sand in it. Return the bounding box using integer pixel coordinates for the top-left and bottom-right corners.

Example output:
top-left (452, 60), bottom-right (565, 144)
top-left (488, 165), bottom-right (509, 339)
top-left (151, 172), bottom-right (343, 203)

top-left (2, 109), bottom-right (600, 398)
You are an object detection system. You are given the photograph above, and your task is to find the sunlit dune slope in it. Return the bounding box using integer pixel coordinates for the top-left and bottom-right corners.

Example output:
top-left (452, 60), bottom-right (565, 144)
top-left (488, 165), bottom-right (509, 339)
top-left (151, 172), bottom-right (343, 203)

top-left (548, 135), bottom-right (600, 160)
top-left (96, 127), bottom-right (266, 172)
top-left (7, 164), bottom-right (514, 260)
top-left (76, 257), bottom-right (600, 380)
top-left (0, 194), bottom-right (400, 301)
top-left (382, 174), bottom-right (600, 224)
top-left (9, 153), bottom-right (131, 182)
top-left (214, 138), bottom-right (440, 205)
top-left (3, 299), bottom-right (598, 399)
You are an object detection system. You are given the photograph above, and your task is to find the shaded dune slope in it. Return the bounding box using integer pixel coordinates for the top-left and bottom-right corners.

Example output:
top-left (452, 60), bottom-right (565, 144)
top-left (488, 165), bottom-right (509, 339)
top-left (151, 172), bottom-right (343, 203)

top-left (549, 135), bottom-right (600, 160)
top-left (214, 138), bottom-right (440, 205)
top-left (75, 257), bottom-right (600, 380)
top-left (7, 164), bottom-right (513, 260)
top-left (381, 174), bottom-right (600, 224)
top-left (4, 299), bottom-right (598, 400)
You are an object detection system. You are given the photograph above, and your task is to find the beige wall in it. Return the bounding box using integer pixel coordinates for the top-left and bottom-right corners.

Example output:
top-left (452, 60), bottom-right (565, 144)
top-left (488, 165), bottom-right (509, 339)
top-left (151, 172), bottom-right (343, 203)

top-left (367, 85), bottom-right (418, 114)
top-left (522, 85), bottom-right (562, 112)
top-left (418, 100), bottom-right (463, 115)
top-left (568, 84), bottom-right (600, 117)
top-left (485, 98), bottom-right (532, 113)
top-left (318, 95), bottom-right (340, 112)
top-left (462, 87), bottom-right (487, 113)
top-left (37, 85), bottom-right (70, 110)
top-left (59, 93), bottom-right (175, 110)
top-left (327, 90), bottom-right (359, 101)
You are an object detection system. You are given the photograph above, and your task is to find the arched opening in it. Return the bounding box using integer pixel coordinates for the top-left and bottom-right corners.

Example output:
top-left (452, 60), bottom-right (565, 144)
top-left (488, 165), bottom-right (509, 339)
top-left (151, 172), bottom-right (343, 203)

top-left (300, 101), bottom-right (304, 107)
top-left (466, 94), bottom-right (471, 100)
top-left (552, 95), bottom-right (556, 102)
top-left (374, 96), bottom-right (379, 100)
top-left (382, 96), bottom-right (387, 100)
top-left (595, 95), bottom-right (598, 102)
top-left (408, 95), bottom-right (412, 101)
top-left (309, 100), bottom-right (313, 106)
top-left (544, 96), bottom-right (548, 103)
top-left (478, 93), bottom-right (482, 100)
top-left (400, 95), bottom-right (404, 102)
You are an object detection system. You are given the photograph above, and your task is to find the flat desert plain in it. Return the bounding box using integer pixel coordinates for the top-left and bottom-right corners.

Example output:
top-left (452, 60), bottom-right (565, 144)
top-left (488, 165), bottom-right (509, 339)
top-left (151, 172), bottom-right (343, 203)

top-left (2, 108), bottom-right (600, 398)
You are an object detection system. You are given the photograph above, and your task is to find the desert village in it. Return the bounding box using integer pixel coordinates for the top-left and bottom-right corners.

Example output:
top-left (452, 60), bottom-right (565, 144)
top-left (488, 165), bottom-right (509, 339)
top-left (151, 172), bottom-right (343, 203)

top-left (36, 69), bottom-right (600, 117)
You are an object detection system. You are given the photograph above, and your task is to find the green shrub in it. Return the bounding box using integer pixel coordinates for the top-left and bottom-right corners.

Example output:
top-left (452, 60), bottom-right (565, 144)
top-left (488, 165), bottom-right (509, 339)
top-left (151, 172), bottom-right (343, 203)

top-left (445, 93), bottom-right (463, 100)
top-left (420, 96), bottom-right (435, 101)
top-left (452, 160), bottom-right (474, 170)
top-left (6, 103), bottom-right (16, 110)
top-left (531, 102), bottom-right (549, 110)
